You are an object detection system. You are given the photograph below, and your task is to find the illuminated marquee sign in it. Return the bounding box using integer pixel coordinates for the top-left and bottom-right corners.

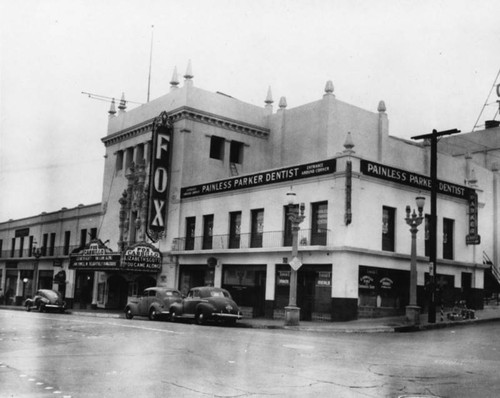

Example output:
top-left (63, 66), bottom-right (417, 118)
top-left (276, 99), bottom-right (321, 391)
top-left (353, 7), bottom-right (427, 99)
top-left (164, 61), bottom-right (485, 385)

top-left (360, 160), bottom-right (473, 200)
top-left (69, 239), bottom-right (120, 271)
top-left (147, 111), bottom-right (172, 242)
top-left (122, 243), bottom-right (162, 272)
top-left (181, 159), bottom-right (336, 199)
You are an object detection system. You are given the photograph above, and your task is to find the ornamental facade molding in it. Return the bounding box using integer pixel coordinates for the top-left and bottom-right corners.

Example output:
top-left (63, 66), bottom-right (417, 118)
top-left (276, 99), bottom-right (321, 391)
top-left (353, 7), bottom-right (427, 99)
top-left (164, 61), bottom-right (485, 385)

top-left (102, 106), bottom-right (270, 147)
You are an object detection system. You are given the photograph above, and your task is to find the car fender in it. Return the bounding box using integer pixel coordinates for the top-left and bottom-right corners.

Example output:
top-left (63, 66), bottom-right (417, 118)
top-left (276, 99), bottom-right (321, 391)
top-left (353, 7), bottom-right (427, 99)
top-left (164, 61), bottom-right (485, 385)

top-left (125, 302), bottom-right (139, 313)
top-left (196, 302), bottom-right (216, 315)
top-left (169, 302), bottom-right (182, 313)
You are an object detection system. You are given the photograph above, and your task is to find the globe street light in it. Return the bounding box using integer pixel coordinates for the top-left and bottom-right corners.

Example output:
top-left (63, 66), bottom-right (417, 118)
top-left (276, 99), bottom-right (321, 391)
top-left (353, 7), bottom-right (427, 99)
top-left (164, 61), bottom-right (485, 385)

top-left (405, 196), bottom-right (425, 324)
top-left (284, 190), bottom-right (305, 326)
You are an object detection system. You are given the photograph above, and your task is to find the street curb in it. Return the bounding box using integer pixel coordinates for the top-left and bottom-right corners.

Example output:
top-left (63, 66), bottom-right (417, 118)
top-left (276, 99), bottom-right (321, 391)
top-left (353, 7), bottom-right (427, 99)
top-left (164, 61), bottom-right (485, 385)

top-left (394, 317), bottom-right (500, 332)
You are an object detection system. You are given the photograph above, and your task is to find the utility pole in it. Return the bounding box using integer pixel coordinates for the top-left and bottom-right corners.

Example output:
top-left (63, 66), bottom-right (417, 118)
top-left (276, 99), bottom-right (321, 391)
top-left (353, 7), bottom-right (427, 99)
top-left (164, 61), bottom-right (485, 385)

top-left (411, 128), bottom-right (461, 323)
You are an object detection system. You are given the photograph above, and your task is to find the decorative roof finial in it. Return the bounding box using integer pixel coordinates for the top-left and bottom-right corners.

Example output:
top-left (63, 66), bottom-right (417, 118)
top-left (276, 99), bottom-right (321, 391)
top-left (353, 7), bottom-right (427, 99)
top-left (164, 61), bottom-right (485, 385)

top-left (118, 93), bottom-right (127, 113)
top-left (184, 60), bottom-right (193, 80)
top-left (324, 80), bottom-right (334, 95)
top-left (279, 96), bottom-right (287, 109)
top-left (108, 98), bottom-right (116, 117)
top-left (170, 66), bottom-right (179, 88)
top-left (265, 86), bottom-right (273, 105)
top-left (377, 100), bottom-right (386, 113)
top-left (343, 132), bottom-right (355, 154)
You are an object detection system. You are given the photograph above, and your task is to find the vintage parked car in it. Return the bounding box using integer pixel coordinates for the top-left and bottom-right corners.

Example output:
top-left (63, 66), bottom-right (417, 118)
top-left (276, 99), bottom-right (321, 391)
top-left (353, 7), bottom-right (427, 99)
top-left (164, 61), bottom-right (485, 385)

top-left (169, 286), bottom-right (243, 325)
top-left (124, 287), bottom-right (182, 321)
top-left (25, 289), bottom-right (66, 313)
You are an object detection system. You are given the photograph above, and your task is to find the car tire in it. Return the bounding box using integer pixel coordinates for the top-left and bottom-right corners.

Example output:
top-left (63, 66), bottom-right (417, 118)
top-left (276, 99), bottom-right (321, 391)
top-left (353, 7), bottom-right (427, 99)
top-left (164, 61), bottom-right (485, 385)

top-left (149, 308), bottom-right (157, 321)
top-left (225, 319), bottom-right (237, 327)
top-left (26, 304), bottom-right (31, 312)
top-left (169, 308), bottom-right (177, 322)
top-left (39, 304), bottom-right (45, 313)
top-left (195, 310), bottom-right (206, 325)
top-left (125, 308), bottom-right (133, 320)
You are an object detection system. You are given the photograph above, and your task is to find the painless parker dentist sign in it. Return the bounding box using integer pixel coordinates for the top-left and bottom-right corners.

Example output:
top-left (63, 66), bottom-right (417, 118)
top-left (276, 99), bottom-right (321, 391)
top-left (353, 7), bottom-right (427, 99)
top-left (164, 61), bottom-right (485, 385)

top-left (360, 160), bottom-right (473, 200)
top-left (147, 111), bottom-right (172, 242)
top-left (181, 159), bottom-right (336, 199)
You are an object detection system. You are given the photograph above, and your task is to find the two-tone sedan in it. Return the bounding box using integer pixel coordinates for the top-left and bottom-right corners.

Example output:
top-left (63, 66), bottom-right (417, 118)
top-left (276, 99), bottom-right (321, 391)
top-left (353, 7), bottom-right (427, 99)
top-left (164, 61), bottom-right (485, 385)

top-left (25, 289), bottom-right (66, 313)
top-left (124, 287), bottom-right (182, 321)
top-left (169, 286), bottom-right (243, 326)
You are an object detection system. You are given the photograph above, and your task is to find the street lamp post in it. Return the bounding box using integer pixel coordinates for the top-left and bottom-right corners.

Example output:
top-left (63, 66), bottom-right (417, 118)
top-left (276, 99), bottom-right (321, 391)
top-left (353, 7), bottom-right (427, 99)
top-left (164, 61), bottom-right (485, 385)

top-left (32, 244), bottom-right (42, 296)
top-left (22, 278), bottom-right (29, 299)
top-left (405, 196), bottom-right (425, 324)
top-left (284, 191), bottom-right (305, 326)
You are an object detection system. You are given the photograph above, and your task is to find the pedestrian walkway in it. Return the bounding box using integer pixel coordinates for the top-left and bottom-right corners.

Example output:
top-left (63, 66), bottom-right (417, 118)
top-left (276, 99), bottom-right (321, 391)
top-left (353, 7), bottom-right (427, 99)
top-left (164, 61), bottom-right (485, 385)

top-left (2, 303), bottom-right (499, 333)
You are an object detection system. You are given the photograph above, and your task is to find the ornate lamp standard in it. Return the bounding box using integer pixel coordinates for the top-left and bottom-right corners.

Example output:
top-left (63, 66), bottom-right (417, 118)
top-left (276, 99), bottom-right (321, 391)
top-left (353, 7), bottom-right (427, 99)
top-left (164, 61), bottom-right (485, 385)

top-left (284, 190), bottom-right (305, 326)
top-left (405, 196), bottom-right (425, 324)
top-left (32, 243), bottom-right (42, 296)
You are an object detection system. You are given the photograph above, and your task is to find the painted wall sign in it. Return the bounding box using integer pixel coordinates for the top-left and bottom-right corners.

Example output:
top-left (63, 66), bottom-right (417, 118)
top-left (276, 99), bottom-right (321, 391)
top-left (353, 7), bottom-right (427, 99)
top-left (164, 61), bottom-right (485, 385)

top-left (181, 159), bottom-right (336, 199)
top-left (147, 111), bottom-right (173, 242)
top-left (15, 228), bottom-right (30, 237)
top-left (360, 160), bottom-right (473, 200)
top-left (69, 239), bottom-right (120, 271)
top-left (122, 242), bottom-right (162, 272)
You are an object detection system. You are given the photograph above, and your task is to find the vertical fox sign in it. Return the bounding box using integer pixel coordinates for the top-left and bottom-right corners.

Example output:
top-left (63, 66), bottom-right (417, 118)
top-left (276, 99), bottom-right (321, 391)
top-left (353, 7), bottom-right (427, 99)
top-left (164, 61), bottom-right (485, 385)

top-left (147, 111), bottom-right (172, 242)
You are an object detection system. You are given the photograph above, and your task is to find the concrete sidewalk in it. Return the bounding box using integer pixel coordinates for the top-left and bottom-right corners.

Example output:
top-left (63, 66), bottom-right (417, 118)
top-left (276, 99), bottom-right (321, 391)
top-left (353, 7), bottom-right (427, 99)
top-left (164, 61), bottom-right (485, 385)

top-left (3, 303), bottom-right (500, 333)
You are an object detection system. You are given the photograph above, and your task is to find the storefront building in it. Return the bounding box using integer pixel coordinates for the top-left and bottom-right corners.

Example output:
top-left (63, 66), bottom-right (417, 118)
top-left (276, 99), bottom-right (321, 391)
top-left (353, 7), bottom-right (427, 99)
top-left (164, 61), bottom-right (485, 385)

top-left (0, 204), bottom-right (101, 308)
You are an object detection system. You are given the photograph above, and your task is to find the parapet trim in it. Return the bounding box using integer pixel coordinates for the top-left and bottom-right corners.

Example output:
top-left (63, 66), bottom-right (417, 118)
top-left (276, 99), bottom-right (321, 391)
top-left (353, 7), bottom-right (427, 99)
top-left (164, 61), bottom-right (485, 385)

top-left (102, 106), bottom-right (270, 147)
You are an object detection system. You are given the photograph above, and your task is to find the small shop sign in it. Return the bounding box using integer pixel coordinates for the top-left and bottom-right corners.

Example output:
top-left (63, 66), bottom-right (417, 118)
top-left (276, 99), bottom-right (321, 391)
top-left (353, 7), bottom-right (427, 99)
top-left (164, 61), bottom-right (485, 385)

top-left (277, 271), bottom-right (290, 286)
top-left (316, 271), bottom-right (331, 287)
top-left (69, 240), bottom-right (120, 271)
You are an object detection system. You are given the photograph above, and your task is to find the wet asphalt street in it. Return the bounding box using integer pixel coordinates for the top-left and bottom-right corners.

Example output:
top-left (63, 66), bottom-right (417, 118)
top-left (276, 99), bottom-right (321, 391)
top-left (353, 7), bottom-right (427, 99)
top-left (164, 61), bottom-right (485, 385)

top-left (1, 309), bottom-right (499, 398)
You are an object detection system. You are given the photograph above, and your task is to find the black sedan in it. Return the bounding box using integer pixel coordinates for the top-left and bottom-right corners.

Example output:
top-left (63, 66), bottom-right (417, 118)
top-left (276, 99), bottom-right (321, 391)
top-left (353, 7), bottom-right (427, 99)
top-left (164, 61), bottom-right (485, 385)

top-left (169, 286), bottom-right (243, 325)
top-left (25, 289), bottom-right (66, 313)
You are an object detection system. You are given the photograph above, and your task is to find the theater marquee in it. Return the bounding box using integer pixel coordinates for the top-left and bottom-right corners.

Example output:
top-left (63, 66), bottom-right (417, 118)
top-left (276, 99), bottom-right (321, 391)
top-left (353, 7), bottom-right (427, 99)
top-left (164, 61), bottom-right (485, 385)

top-left (181, 159), bottom-right (336, 199)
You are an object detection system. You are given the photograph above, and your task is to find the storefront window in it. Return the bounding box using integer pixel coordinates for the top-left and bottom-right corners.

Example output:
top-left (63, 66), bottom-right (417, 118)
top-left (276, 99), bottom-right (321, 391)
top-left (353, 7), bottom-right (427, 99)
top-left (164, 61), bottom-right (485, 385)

top-left (358, 265), bottom-right (409, 310)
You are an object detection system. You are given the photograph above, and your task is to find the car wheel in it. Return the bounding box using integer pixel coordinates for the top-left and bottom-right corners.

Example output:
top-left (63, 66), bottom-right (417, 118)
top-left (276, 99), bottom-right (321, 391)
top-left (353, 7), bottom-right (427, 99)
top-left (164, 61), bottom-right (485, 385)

top-left (195, 310), bottom-right (206, 325)
top-left (149, 308), bottom-right (158, 321)
top-left (169, 308), bottom-right (177, 322)
top-left (225, 319), bottom-right (237, 327)
top-left (39, 304), bottom-right (45, 313)
top-left (125, 308), bottom-right (133, 320)
top-left (26, 304), bottom-right (31, 312)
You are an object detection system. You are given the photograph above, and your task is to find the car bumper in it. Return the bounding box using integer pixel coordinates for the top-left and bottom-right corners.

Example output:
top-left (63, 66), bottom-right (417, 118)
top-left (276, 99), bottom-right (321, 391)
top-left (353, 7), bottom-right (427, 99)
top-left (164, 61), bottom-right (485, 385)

top-left (211, 313), bottom-right (243, 320)
top-left (45, 304), bottom-right (65, 310)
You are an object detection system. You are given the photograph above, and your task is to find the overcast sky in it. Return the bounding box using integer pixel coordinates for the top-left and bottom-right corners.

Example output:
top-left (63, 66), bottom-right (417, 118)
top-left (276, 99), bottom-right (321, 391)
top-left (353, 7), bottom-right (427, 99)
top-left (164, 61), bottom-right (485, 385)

top-left (1, 0), bottom-right (499, 222)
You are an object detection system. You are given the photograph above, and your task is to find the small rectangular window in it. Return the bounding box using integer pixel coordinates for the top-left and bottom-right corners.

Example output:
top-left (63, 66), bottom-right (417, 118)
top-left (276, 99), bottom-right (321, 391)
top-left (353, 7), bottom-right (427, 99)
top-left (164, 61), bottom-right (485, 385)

top-left (64, 231), bottom-right (71, 255)
top-left (0, 239), bottom-right (3, 258)
top-left (90, 228), bottom-right (97, 240)
top-left (80, 229), bottom-right (87, 248)
top-left (311, 202), bottom-right (328, 245)
top-left (424, 215), bottom-right (430, 257)
top-left (185, 217), bottom-right (196, 250)
top-left (28, 236), bottom-right (33, 257)
top-left (10, 237), bottom-right (15, 257)
top-left (230, 141), bottom-right (244, 164)
top-left (19, 236), bottom-right (24, 257)
top-left (443, 218), bottom-right (454, 260)
top-left (251, 209), bottom-right (264, 248)
top-left (42, 233), bottom-right (48, 256)
top-left (382, 206), bottom-right (395, 252)
top-left (229, 211), bottom-right (242, 249)
top-left (115, 151), bottom-right (124, 172)
top-left (203, 215), bottom-right (214, 250)
top-left (210, 136), bottom-right (225, 160)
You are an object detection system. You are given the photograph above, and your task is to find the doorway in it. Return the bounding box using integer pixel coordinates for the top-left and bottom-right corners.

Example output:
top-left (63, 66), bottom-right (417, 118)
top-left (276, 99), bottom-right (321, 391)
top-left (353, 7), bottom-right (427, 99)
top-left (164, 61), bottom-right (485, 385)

top-left (74, 271), bottom-right (94, 309)
top-left (107, 274), bottom-right (128, 309)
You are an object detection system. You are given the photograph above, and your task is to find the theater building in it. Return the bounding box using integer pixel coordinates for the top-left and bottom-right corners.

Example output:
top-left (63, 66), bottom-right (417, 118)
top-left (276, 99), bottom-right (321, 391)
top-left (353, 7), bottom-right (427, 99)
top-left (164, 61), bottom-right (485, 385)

top-left (91, 65), bottom-right (495, 320)
top-left (2, 64), bottom-right (499, 320)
